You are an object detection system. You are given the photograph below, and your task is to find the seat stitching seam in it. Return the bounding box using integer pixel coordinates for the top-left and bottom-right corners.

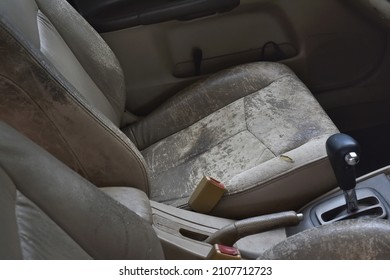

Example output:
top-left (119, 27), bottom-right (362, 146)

top-left (144, 74), bottom-right (293, 154)
top-left (224, 156), bottom-right (329, 197)
top-left (148, 127), bottom-right (249, 176)
top-left (139, 73), bottom-right (293, 149)
top-left (243, 93), bottom-right (277, 158)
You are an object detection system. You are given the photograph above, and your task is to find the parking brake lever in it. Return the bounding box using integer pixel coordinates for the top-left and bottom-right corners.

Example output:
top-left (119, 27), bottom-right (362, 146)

top-left (205, 211), bottom-right (303, 246)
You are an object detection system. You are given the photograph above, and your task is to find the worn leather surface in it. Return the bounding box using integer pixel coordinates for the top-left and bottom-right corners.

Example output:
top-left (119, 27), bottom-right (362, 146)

top-left (16, 191), bottom-right (92, 260)
top-left (0, 0), bottom-right (339, 218)
top-left (101, 187), bottom-right (153, 224)
top-left (0, 122), bottom-right (164, 260)
top-left (141, 63), bottom-right (338, 217)
top-left (36, 0), bottom-right (126, 123)
top-left (260, 219), bottom-right (390, 259)
top-left (36, 9), bottom-right (118, 123)
top-left (0, 0), bottom-right (150, 194)
top-left (129, 62), bottom-right (294, 150)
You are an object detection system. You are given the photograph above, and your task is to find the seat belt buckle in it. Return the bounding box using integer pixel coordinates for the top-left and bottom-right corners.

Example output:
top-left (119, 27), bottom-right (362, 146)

top-left (207, 244), bottom-right (242, 260)
top-left (188, 176), bottom-right (226, 214)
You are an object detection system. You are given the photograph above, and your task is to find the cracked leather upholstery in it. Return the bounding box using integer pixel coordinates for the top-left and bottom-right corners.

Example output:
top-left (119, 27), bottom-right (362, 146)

top-left (0, 0), bottom-right (339, 218)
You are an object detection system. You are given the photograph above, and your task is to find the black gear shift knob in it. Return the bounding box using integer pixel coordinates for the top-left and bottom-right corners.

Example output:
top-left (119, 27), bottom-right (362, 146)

top-left (326, 133), bottom-right (360, 212)
top-left (326, 133), bottom-right (360, 190)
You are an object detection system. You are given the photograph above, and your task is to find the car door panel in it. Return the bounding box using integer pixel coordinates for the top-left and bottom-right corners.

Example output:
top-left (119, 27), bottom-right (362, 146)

top-left (100, 0), bottom-right (301, 114)
top-left (71, 0), bottom-right (386, 115)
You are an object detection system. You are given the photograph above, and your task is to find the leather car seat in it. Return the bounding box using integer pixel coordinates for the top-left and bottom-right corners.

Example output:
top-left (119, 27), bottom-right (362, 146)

top-left (0, 0), bottom-right (339, 218)
top-left (5, 120), bottom-right (388, 261)
top-left (0, 122), bottom-right (164, 260)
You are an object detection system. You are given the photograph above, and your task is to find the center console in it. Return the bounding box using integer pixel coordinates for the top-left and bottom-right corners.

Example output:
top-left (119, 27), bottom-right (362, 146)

top-left (288, 133), bottom-right (390, 235)
top-left (289, 168), bottom-right (390, 234)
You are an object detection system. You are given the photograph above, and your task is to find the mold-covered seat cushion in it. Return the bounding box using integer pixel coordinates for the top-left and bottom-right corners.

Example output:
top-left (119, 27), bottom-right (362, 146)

top-left (129, 63), bottom-right (339, 218)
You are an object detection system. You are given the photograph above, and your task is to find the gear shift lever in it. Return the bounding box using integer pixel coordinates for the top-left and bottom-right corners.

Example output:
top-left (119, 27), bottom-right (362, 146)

top-left (326, 133), bottom-right (360, 213)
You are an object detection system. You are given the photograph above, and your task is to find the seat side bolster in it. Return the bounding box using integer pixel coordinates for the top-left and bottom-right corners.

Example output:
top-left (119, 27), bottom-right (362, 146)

top-left (36, 0), bottom-right (126, 121)
top-left (0, 122), bottom-right (164, 260)
top-left (0, 24), bottom-right (150, 194)
top-left (101, 187), bottom-right (154, 224)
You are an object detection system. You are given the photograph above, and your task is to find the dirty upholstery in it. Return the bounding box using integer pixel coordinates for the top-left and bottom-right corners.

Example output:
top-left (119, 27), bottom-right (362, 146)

top-left (260, 219), bottom-right (390, 259)
top-left (100, 187), bottom-right (153, 224)
top-left (0, 0), bottom-right (338, 218)
top-left (138, 64), bottom-right (338, 216)
top-left (0, 0), bottom-right (150, 194)
top-left (0, 122), bottom-right (163, 260)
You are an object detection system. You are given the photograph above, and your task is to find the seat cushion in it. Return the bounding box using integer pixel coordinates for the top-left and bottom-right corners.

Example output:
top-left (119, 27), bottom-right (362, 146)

top-left (136, 63), bottom-right (339, 218)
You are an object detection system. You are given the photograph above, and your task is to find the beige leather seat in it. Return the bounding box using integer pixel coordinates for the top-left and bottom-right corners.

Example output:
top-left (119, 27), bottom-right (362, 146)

top-left (0, 0), bottom-right (339, 218)
top-left (4, 120), bottom-right (389, 260)
top-left (0, 122), bottom-right (164, 260)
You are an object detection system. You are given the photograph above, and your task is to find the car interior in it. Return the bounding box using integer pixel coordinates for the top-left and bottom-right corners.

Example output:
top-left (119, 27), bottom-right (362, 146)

top-left (2, 0), bottom-right (390, 259)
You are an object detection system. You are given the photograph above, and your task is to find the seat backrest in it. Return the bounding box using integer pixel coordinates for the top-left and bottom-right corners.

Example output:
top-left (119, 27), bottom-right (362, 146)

top-left (0, 0), bottom-right (150, 193)
top-left (1, 0), bottom-right (125, 124)
top-left (0, 121), bottom-right (164, 260)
